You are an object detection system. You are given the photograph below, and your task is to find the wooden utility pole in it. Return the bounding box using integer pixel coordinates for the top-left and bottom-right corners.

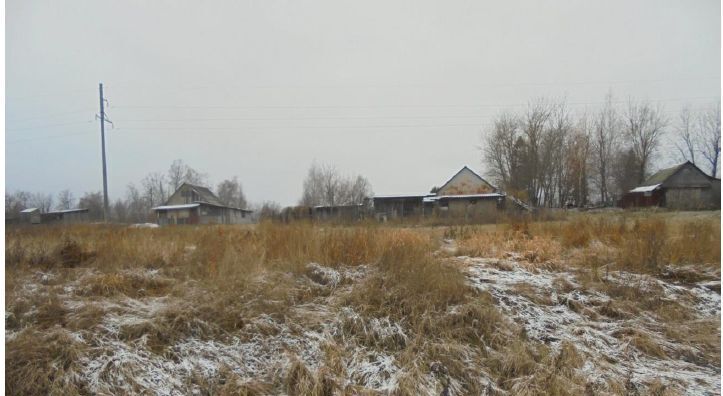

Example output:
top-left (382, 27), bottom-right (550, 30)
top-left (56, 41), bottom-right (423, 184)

top-left (99, 83), bottom-right (109, 221)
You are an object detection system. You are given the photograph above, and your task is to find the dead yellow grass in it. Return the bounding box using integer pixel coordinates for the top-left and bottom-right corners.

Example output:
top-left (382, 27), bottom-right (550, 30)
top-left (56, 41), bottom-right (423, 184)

top-left (454, 212), bottom-right (720, 275)
top-left (5, 214), bottom-right (718, 395)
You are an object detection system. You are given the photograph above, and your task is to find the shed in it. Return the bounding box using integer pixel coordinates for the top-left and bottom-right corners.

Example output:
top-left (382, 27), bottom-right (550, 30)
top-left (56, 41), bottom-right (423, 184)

top-left (41, 208), bottom-right (90, 224)
top-left (620, 161), bottom-right (721, 210)
top-left (19, 208), bottom-right (41, 224)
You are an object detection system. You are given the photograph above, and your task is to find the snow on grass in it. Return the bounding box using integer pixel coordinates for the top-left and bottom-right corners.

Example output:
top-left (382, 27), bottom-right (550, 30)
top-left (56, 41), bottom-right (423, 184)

top-left (461, 255), bottom-right (721, 395)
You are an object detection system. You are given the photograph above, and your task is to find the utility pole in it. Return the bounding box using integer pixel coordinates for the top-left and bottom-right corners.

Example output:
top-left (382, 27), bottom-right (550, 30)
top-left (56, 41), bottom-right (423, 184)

top-left (98, 83), bottom-right (110, 222)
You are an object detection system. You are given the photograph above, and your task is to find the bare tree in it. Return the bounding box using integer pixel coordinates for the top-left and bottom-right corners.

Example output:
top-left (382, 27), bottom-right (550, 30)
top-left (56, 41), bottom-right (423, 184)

top-left (79, 192), bottom-right (104, 220)
top-left (125, 183), bottom-right (150, 222)
top-left (112, 199), bottom-right (129, 223)
top-left (257, 201), bottom-right (282, 220)
top-left (56, 189), bottom-right (76, 210)
top-left (299, 162), bottom-right (372, 206)
top-left (142, 172), bottom-right (168, 208)
top-left (167, 159), bottom-right (208, 190)
top-left (591, 92), bottom-right (621, 205)
top-left (5, 191), bottom-right (31, 217)
top-left (675, 106), bottom-right (697, 164)
top-left (30, 193), bottom-right (53, 213)
top-left (482, 111), bottom-right (520, 190)
top-left (624, 99), bottom-right (667, 184)
top-left (697, 102), bottom-right (721, 178)
top-left (217, 177), bottom-right (248, 209)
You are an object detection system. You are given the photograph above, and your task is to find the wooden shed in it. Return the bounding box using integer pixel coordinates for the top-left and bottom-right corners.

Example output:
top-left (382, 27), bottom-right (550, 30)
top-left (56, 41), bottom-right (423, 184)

top-left (620, 161), bottom-right (721, 210)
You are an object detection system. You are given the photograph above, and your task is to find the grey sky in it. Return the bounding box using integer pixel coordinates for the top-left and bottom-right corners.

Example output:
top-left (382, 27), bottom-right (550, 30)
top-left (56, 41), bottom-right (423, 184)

top-left (6, 0), bottom-right (720, 206)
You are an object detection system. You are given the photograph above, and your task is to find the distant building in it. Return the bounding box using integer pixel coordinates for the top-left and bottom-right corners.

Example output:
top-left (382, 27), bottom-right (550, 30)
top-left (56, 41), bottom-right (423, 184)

top-left (311, 204), bottom-right (366, 221)
top-left (153, 183), bottom-right (252, 225)
top-left (619, 161), bottom-right (721, 210)
top-left (373, 166), bottom-right (527, 220)
top-left (19, 208), bottom-right (41, 224)
top-left (41, 208), bottom-right (90, 224)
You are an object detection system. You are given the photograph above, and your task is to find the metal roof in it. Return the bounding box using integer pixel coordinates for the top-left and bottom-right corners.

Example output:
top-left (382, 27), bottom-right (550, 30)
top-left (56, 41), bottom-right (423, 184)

top-left (629, 184), bottom-right (661, 193)
top-left (46, 208), bottom-right (89, 214)
top-left (20, 208), bottom-right (39, 213)
top-left (152, 203), bottom-right (200, 210)
top-left (423, 193), bottom-right (504, 202)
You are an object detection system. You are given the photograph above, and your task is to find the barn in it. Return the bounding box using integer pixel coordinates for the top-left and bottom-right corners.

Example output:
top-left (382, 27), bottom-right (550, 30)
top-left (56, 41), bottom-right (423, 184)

top-left (153, 183), bottom-right (252, 225)
top-left (620, 161), bottom-right (721, 210)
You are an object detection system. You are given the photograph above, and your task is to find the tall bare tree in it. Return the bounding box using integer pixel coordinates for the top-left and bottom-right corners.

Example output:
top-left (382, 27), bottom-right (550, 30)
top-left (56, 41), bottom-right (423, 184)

top-left (697, 102), bottom-right (721, 178)
top-left (142, 172), bottom-right (168, 208)
top-left (591, 92), bottom-right (621, 205)
top-left (167, 159), bottom-right (208, 190)
top-left (482, 111), bottom-right (520, 190)
top-left (675, 106), bottom-right (697, 164)
top-left (624, 100), bottom-right (667, 184)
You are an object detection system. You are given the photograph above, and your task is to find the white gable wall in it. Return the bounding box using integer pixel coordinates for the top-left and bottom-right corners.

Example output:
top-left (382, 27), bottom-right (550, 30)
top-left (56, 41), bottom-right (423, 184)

top-left (438, 168), bottom-right (495, 195)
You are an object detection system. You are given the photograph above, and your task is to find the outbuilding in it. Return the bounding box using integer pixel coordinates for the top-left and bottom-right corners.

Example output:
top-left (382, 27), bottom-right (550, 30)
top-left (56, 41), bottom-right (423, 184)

top-left (620, 161), bottom-right (721, 210)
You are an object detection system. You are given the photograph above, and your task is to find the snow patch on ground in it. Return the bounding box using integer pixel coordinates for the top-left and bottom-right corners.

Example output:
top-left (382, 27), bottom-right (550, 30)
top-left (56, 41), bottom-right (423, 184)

top-left (461, 256), bottom-right (721, 395)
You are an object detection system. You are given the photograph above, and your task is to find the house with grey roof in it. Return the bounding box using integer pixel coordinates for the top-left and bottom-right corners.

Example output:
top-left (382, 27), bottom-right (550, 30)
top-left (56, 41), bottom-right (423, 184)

top-left (619, 161), bottom-right (721, 210)
top-left (153, 182), bottom-right (252, 225)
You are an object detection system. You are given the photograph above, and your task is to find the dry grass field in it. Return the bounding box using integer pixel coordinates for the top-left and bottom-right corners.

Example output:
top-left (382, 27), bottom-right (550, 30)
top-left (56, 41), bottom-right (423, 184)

top-left (5, 211), bottom-right (721, 395)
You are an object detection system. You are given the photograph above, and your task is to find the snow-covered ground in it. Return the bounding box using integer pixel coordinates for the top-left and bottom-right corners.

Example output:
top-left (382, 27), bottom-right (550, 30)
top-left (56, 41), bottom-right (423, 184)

top-left (462, 255), bottom-right (721, 395)
top-left (7, 253), bottom-right (721, 395)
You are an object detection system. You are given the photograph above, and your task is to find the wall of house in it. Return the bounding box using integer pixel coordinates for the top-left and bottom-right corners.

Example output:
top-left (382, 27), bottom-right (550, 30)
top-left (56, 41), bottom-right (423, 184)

top-left (711, 179), bottom-right (721, 208)
top-left (166, 185), bottom-right (200, 205)
top-left (665, 188), bottom-right (715, 210)
top-left (198, 206), bottom-right (251, 224)
top-left (438, 168), bottom-right (494, 195)
top-left (435, 199), bottom-right (500, 220)
top-left (157, 208), bottom-right (198, 225)
top-left (664, 165), bottom-right (714, 188)
top-left (373, 198), bottom-right (425, 219)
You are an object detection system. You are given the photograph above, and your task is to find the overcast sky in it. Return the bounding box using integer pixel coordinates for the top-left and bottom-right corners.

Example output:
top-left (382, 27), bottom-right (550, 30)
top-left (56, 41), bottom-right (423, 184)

top-left (6, 0), bottom-right (721, 206)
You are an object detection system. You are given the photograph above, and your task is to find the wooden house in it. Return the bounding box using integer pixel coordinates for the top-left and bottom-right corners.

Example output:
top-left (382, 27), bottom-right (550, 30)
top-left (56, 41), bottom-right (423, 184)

top-left (153, 183), bottom-right (252, 225)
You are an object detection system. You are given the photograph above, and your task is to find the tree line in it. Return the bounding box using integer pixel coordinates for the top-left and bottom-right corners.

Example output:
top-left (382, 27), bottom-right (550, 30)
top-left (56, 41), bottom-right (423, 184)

top-left (482, 93), bottom-right (720, 207)
top-left (5, 160), bottom-right (373, 223)
top-left (6, 159), bottom-right (249, 222)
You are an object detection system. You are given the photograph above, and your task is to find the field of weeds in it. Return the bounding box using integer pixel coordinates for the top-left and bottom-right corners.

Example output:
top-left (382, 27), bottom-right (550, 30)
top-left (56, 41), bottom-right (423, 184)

top-left (5, 211), bottom-right (721, 395)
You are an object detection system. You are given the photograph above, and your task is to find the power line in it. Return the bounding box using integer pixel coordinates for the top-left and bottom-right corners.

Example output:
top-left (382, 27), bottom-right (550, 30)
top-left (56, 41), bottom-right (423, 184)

top-left (113, 96), bottom-right (720, 110)
top-left (6, 88), bottom-right (95, 100)
top-left (6, 131), bottom-right (95, 144)
top-left (6, 108), bottom-right (95, 123)
top-left (5, 120), bottom-right (94, 132)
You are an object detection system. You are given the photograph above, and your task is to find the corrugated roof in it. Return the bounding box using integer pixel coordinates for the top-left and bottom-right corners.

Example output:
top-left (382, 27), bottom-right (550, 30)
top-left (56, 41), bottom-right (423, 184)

top-left (20, 208), bottom-right (39, 213)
